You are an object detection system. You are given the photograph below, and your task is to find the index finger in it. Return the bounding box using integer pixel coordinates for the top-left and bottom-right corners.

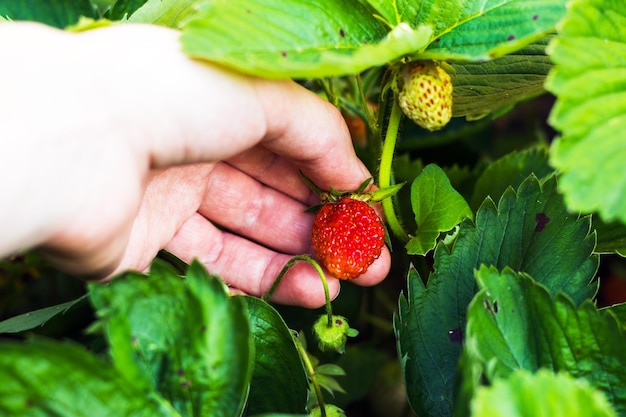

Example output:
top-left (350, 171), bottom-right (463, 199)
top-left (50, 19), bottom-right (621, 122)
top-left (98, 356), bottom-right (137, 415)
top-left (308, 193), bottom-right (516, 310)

top-left (251, 79), bottom-right (373, 194)
top-left (78, 24), bottom-right (371, 194)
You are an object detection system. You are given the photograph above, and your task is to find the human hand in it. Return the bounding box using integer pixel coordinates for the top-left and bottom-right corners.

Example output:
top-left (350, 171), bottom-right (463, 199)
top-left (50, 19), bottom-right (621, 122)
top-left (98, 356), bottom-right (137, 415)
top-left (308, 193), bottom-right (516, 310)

top-left (0, 22), bottom-right (391, 307)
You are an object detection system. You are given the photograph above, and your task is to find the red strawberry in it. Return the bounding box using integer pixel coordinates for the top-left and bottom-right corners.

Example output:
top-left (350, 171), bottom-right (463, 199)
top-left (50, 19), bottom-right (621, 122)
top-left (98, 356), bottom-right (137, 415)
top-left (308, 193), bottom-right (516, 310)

top-left (312, 197), bottom-right (385, 280)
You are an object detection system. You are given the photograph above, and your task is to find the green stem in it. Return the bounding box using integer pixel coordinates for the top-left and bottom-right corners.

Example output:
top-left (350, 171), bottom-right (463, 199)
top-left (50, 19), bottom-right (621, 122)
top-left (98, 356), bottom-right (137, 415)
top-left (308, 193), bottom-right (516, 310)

top-left (293, 335), bottom-right (327, 416)
top-left (262, 255), bottom-right (333, 326)
top-left (379, 97), bottom-right (410, 243)
top-left (373, 68), bottom-right (393, 171)
top-left (320, 78), bottom-right (338, 108)
top-left (355, 74), bottom-right (377, 133)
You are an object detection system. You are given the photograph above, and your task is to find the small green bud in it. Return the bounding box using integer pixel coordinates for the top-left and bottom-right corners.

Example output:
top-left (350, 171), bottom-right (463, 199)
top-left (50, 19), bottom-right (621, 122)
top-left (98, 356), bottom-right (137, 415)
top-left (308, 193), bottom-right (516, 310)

top-left (312, 315), bottom-right (358, 354)
top-left (309, 404), bottom-right (346, 417)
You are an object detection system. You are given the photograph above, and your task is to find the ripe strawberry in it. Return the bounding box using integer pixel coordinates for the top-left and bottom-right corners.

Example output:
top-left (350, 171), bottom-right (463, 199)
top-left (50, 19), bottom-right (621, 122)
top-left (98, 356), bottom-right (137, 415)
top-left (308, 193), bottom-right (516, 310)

top-left (392, 60), bottom-right (453, 131)
top-left (312, 197), bottom-right (385, 280)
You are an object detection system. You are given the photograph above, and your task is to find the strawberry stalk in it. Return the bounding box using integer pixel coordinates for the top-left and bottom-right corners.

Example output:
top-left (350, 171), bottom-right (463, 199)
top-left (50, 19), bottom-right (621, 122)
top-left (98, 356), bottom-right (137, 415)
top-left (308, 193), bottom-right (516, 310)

top-left (354, 73), bottom-right (377, 134)
top-left (264, 256), bottom-right (348, 416)
top-left (292, 333), bottom-right (328, 417)
top-left (320, 77), bottom-right (339, 108)
top-left (379, 96), bottom-right (410, 243)
top-left (262, 255), bottom-right (334, 326)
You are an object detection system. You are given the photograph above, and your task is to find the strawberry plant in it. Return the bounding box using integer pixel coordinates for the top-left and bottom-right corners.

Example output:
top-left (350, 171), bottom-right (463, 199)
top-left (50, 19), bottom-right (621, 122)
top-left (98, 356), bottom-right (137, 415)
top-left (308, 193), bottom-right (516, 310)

top-left (3, 0), bottom-right (626, 416)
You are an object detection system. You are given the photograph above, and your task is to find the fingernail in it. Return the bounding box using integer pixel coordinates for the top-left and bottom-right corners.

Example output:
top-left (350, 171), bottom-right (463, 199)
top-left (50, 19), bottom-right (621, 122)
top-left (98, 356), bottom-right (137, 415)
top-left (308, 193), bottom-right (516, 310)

top-left (331, 283), bottom-right (341, 301)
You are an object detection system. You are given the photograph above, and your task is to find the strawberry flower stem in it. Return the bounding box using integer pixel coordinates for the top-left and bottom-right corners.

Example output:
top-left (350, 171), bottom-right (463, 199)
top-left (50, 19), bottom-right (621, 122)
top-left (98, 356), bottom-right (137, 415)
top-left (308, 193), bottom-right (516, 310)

top-left (379, 97), bottom-right (410, 243)
top-left (263, 255), bottom-right (334, 326)
top-left (293, 334), bottom-right (327, 417)
top-left (320, 77), bottom-right (339, 108)
top-left (355, 73), bottom-right (377, 134)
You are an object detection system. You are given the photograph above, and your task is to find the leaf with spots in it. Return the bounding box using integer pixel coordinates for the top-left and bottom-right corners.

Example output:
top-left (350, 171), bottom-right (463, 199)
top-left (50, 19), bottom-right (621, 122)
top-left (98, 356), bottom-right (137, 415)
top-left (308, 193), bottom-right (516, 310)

top-left (546, 0), bottom-right (626, 224)
top-left (452, 36), bottom-right (554, 120)
top-left (369, 0), bottom-right (565, 61)
top-left (463, 266), bottom-right (626, 415)
top-left (420, 0), bottom-right (567, 61)
top-left (177, 0), bottom-right (566, 79)
top-left (89, 259), bottom-right (254, 417)
top-left (394, 174), bottom-right (598, 417)
top-left (181, 0), bottom-right (430, 79)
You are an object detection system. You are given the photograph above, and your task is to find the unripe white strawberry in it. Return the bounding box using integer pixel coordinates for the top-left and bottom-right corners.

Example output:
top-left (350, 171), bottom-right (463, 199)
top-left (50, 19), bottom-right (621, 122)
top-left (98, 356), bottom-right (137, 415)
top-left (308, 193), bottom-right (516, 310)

top-left (392, 60), bottom-right (453, 131)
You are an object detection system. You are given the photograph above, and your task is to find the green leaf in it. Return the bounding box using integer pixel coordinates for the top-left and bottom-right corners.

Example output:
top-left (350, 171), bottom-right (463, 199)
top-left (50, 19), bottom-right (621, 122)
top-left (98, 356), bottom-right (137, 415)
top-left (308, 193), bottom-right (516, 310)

top-left (546, 0), bottom-right (626, 224)
top-left (126, 0), bottom-right (199, 27)
top-left (369, 0), bottom-right (567, 64)
top-left (394, 174), bottom-right (598, 417)
top-left (89, 260), bottom-right (253, 417)
top-left (0, 337), bottom-right (177, 416)
top-left (0, 294), bottom-right (87, 334)
top-left (405, 0), bottom-right (491, 36)
top-left (406, 164), bottom-right (473, 255)
top-left (421, 0), bottom-right (567, 61)
top-left (592, 216), bottom-right (626, 256)
top-left (316, 363), bottom-right (346, 377)
top-left (444, 164), bottom-right (481, 203)
top-left (471, 369), bottom-right (617, 417)
top-left (470, 146), bottom-right (553, 211)
top-left (0, 0), bottom-right (97, 28)
top-left (331, 346), bottom-right (387, 407)
top-left (452, 36), bottom-right (553, 120)
top-left (181, 0), bottom-right (431, 79)
top-left (361, 0), bottom-right (401, 26)
top-left (243, 296), bottom-right (308, 416)
top-left (369, 0), bottom-right (563, 63)
top-left (317, 373), bottom-right (346, 395)
top-left (107, 0), bottom-right (148, 20)
top-left (396, 268), bottom-right (457, 417)
top-left (467, 266), bottom-right (626, 414)
top-left (604, 303), bottom-right (626, 327)
top-left (469, 175), bottom-right (597, 302)
top-left (179, 0), bottom-right (566, 79)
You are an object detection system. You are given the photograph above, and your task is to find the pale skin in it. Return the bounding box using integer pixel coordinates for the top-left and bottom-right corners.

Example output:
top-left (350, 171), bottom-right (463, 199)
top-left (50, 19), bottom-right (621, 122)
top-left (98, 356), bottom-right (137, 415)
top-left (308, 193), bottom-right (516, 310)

top-left (0, 22), bottom-right (391, 308)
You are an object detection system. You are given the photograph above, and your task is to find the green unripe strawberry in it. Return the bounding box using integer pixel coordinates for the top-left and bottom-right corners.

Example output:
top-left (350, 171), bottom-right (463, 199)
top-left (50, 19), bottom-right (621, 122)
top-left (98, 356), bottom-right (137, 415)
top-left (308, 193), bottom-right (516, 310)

top-left (392, 60), bottom-right (453, 131)
top-left (309, 404), bottom-right (346, 417)
top-left (312, 314), bottom-right (358, 354)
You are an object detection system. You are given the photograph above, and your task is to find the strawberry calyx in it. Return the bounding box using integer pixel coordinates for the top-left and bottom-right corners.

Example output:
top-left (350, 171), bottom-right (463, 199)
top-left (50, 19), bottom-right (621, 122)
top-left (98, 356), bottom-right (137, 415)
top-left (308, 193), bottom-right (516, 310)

top-left (300, 171), bottom-right (404, 209)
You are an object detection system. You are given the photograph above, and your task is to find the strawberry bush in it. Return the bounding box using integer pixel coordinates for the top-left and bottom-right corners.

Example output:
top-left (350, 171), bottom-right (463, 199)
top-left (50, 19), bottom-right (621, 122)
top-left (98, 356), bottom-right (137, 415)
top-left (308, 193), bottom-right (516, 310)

top-left (2, 0), bottom-right (626, 416)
